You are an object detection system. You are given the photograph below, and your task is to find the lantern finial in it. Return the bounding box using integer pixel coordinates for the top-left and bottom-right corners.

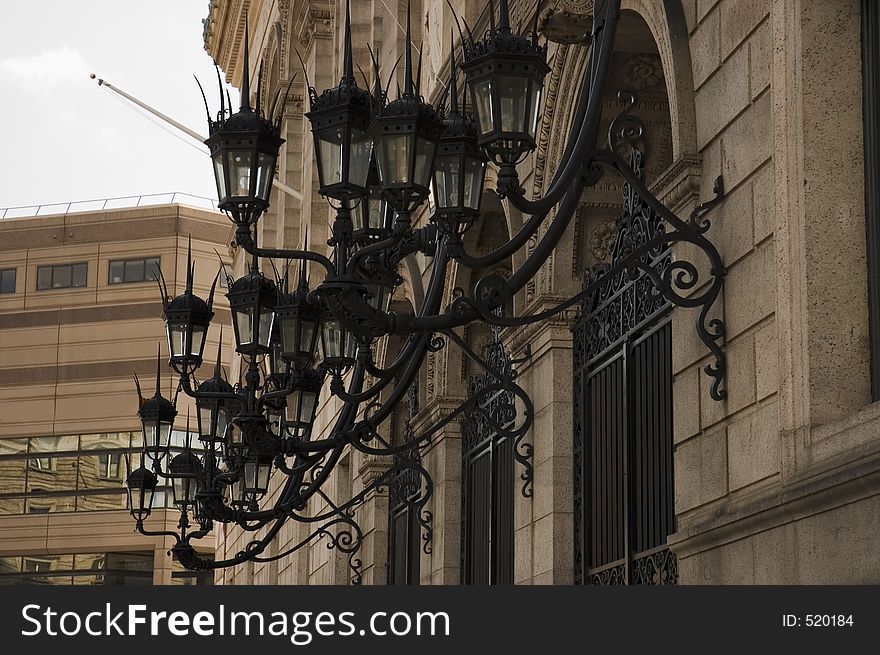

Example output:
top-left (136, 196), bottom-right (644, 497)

top-left (342, 0), bottom-right (354, 83)
top-left (404, 0), bottom-right (414, 96)
top-left (241, 20), bottom-right (251, 111)
top-left (255, 59), bottom-right (264, 115)
top-left (215, 324), bottom-right (224, 379)
top-left (449, 32), bottom-right (460, 116)
top-left (499, 0), bottom-right (511, 31)
top-left (155, 343), bottom-right (162, 396)
top-left (185, 235), bottom-right (194, 295)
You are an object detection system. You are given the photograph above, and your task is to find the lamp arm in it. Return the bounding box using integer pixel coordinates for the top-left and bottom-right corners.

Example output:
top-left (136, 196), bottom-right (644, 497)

top-left (499, 0), bottom-right (619, 210)
top-left (177, 373), bottom-right (240, 403)
top-left (234, 224), bottom-right (336, 276)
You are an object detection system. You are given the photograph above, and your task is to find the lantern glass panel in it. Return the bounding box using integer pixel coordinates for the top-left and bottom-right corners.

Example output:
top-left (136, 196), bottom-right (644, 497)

top-left (321, 318), bottom-right (344, 360)
top-left (473, 80), bottom-right (494, 136)
top-left (143, 421), bottom-right (172, 452)
top-left (318, 130), bottom-right (344, 186)
top-left (231, 150), bottom-right (253, 197)
top-left (216, 406), bottom-right (228, 439)
top-left (168, 323), bottom-right (186, 358)
top-left (140, 486), bottom-right (155, 513)
top-left (350, 128), bottom-right (373, 189)
top-left (175, 476), bottom-right (199, 506)
top-left (463, 157), bottom-right (485, 210)
top-left (529, 83), bottom-right (543, 138)
top-left (433, 156), bottom-right (460, 209)
top-left (301, 320), bottom-right (318, 360)
top-left (213, 153), bottom-right (228, 201)
top-left (290, 387), bottom-right (319, 427)
top-left (235, 307), bottom-right (255, 346)
top-left (130, 486), bottom-right (155, 514)
top-left (414, 138), bottom-right (436, 189)
top-left (258, 309), bottom-right (275, 348)
top-left (378, 134), bottom-right (413, 184)
top-left (244, 460), bottom-right (270, 494)
top-left (365, 284), bottom-right (393, 313)
top-left (499, 76), bottom-right (529, 133)
top-left (255, 153), bottom-right (275, 201)
top-left (190, 326), bottom-right (206, 357)
top-left (198, 405), bottom-right (213, 439)
top-left (369, 196), bottom-right (391, 230)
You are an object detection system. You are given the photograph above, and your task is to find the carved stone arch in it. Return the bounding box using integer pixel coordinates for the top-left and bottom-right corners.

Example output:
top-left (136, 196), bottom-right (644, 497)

top-left (528, 3), bottom-right (700, 299)
top-left (619, 0), bottom-right (698, 158)
top-left (262, 21), bottom-right (284, 100)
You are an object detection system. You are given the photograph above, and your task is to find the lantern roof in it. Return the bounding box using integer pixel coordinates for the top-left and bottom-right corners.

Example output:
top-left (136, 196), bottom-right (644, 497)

top-left (135, 348), bottom-right (177, 417)
top-left (229, 267), bottom-right (277, 296)
top-left (169, 450), bottom-right (202, 476)
top-left (126, 465), bottom-right (158, 490)
top-left (160, 237), bottom-right (218, 323)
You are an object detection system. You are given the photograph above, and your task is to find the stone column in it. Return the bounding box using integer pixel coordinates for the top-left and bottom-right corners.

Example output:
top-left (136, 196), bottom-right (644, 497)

top-left (772, 0), bottom-right (868, 468)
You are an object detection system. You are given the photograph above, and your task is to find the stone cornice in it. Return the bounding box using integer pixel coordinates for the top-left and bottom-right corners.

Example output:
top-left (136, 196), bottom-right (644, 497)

top-left (649, 154), bottom-right (703, 215)
top-left (294, 3), bottom-right (333, 50)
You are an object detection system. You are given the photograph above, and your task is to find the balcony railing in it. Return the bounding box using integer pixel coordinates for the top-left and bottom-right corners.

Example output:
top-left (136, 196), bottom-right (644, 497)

top-left (0, 192), bottom-right (219, 219)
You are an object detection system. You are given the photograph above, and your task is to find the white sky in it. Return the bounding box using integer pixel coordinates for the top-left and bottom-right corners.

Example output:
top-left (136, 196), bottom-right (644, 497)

top-left (0, 1), bottom-right (239, 209)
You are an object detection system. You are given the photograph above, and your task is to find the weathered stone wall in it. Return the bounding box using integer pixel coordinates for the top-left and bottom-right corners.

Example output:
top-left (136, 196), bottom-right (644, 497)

top-left (205, 0), bottom-right (880, 585)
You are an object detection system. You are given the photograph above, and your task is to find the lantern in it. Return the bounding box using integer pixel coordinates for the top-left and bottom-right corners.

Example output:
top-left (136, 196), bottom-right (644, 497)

top-left (205, 30), bottom-right (284, 224)
top-left (274, 268), bottom-right (322, 371)
top-left (284, 368), bottom-right (323, 440)
top-left (369, 6), bottom-right (444, 213)
top-left (429, 43), bottom-right (488, 233)
top-left (126, 465), bottom-right (158, 520)
top-left (195, 351), bottom-right (235, 442)
top-left (320, 315), bottom-right (358, 373)
top-left (227, 267), bottom-right (277, 355)
top-left (169, 450), bottom-right (203, 507)
top-left (137, 356), bottom-right (177, 458)
top-left (459, 1), bottom-right (549, 164)
top-left (305, 1), bottom-right (374, 201)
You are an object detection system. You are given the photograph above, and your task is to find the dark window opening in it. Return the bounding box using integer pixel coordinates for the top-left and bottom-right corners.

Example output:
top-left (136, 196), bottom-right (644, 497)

top-left (108, 257), bottom-right (160, 285)
top-left (36, 263), bottom-right (88, 290)
top-left (0, 269), bottom-right (15, 293)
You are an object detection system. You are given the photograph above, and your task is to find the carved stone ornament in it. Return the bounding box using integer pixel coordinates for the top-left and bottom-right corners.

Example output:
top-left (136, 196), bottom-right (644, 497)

top-left (539, 0), bottom-right (594, 44)
top-left (589, 218), bottom-right (617, 263)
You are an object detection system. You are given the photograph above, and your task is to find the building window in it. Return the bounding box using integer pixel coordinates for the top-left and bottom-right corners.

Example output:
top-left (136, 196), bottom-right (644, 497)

top-left (108, 256), bottom-right (160, 285)
top-left (388, 380), bottom-right (422, 586)
top-left (461, 330), bottom-right (516, 586)
top-left (0, 268), bottom-right (15, 293)
top-left (36, 263), bottom-right (88, 290)
top-left (96, 453), bottom-right (122, 480)
top-left (572, 149), bottom-right (677, 585)
top-left (0, 430), bottom-right (199, 515)
top-left (0, 552), bottom-right (156, 586)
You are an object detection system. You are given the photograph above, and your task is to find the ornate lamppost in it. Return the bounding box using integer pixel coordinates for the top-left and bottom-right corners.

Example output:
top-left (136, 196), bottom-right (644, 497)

top-left (128, 0), bottom-right (727, 581)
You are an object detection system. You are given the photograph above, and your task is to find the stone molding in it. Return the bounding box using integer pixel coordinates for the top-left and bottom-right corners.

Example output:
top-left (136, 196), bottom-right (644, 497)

top-left (670, 437), bottom-right (880, 560)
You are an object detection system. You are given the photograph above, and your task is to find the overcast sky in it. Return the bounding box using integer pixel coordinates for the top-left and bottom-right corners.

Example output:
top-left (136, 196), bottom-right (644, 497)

top-left (0, 1), bottom-right (239, 210)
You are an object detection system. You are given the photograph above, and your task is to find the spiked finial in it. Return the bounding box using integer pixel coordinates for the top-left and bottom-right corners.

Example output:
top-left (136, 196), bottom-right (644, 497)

top-left (255, 60), bottom-right (264, 115)
top-left (342, 0), bottom-right (354, 83)
top-left (299, 229), bottom-right (309, 290)
top-left (499, 0), bottom-right (511, 31)
top-left (404, 0), bottom-right (414, 96)
top-left (155, 344), bottom-right (162, 396)
top-left (449, 32), bottom-right (460, 116)
top-left (215, 324), bottom-right (224, 378)
top-left (185, 235), bottom-right (194, 295)
top-left (214, 63), bottom-right (226, 123)
top-left (241, 21), bottom-right (251, 110)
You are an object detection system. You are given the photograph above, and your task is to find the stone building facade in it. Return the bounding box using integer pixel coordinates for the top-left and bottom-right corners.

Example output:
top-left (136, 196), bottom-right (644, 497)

top-left (203, 0), bottom-right (880, 584)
